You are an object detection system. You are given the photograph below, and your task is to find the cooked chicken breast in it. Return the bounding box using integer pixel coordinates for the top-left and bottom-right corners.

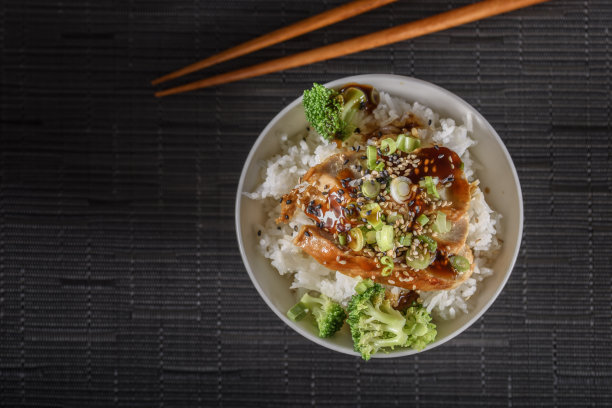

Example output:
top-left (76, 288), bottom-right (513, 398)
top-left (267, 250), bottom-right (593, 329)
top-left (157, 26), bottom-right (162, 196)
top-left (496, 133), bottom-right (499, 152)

top-left (277, 139), bottom-right (474, 292)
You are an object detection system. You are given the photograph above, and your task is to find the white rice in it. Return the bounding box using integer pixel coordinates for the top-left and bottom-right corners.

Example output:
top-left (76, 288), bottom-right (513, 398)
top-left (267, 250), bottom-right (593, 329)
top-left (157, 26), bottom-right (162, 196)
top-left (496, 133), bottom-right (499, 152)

top-left (246, 92), bottom-right (500, 319)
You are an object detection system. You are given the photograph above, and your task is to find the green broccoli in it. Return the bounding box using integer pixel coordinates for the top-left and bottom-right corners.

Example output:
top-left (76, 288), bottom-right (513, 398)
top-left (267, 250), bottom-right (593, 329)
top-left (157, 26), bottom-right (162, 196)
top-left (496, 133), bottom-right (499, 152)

top-left (288, 292), bottom-right (346, 338)
top-left (302, 83), bottom-right (365, 141)
top-left (347, 283), bottom-right (408, 360)
top-left (403, 305), bottom-right (437, 351)
top-left (347, 281), bottom-right (438, 360)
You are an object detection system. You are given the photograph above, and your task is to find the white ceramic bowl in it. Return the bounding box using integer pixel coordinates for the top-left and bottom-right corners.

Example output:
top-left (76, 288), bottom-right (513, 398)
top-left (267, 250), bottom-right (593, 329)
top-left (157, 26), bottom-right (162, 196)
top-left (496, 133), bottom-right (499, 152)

top-left (235, 74), bottom-right (523, 358)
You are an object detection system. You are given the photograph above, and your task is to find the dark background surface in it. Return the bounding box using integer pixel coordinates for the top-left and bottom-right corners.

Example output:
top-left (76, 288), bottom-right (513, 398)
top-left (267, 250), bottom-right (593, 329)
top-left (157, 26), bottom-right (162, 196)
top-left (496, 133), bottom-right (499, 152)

top-left (1, 0), bottom-right (611, 406)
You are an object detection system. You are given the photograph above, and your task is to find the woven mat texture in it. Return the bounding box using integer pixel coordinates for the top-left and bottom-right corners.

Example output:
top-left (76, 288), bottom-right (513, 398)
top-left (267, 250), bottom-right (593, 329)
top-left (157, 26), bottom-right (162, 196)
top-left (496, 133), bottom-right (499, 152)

top-left (1, 0), bottom-right (611, 407)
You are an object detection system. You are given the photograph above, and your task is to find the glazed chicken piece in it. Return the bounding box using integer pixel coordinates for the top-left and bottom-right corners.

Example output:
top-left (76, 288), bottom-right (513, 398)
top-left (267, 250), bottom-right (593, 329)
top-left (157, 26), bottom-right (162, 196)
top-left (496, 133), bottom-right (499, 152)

top-left (277, 142), bottom-right (474, 291)
top-left (294, 225), bottom-right (473, 291)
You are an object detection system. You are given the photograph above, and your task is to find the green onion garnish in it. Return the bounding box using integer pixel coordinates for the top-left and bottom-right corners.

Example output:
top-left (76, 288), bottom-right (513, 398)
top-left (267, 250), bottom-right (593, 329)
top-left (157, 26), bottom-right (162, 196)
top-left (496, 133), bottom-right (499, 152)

top-left (386, 212), bottom-right (402, 224)
top-left (287, 302), bottom-right (308, 321)
top-left (416, 214), bottom-right (429, 226)
top-left (360, 203), bottom-right (382, 229)
top-left (375, 225), bottom-right (395, 252)
top-left (338, 234), bottom-right (347, 246)
top-left (366, 145), bottom-right (377, 170)
top-left (348, 228), bottom-right (365, 252)
top-left (365, 230), bottom-right (377, 244)
top-left (361, 179), bottom-right (381, 198)
top-left (380, 138), bottom-right (397, 155)
top-left (404, 136), bottom-right (421, 152)
top-left (380, 255), bottom-right (394, 276)
top-left (431, 211), bottom-right (451, 234)
top-left (397, 134), bottom-right (421, 153)
top-left (406, 250), bottom-right (432, 271)
top-left (419, 176), bottom-right (440, 199)
top-left (417, 235), bottom-right (437, 252)
top-left (450, 255), bottom-right (470, 272)
top-left (399, 234), bottom-right (412, 246)
top-left (396, 134), bottom-right (407, 152)
top-left (390, 176), bottom-right (411, 203)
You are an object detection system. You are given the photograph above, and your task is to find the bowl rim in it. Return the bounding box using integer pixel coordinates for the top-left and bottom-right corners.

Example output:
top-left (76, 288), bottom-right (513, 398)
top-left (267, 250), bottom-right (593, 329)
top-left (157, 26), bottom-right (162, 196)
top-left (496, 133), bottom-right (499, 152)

top-left (235, 74), bottom-right (523, 358)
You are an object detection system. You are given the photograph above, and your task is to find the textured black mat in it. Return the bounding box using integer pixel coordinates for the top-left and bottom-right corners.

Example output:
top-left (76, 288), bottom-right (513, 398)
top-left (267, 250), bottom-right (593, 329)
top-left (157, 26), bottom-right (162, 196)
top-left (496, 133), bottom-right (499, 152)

top-left (1, 0), bottom-right (611, 407)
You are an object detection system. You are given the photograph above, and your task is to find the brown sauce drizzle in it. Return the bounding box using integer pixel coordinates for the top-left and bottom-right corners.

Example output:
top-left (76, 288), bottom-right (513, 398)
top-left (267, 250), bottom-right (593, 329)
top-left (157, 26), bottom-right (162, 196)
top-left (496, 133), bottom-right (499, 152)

top-left (389, 146), bottom-right (464, 225)
top-left (405, 146), bottom-right (462, 185)
top-left (394, 290), bottom-right (419, 311)
top-left (426, 251), bottom-right (457, 280)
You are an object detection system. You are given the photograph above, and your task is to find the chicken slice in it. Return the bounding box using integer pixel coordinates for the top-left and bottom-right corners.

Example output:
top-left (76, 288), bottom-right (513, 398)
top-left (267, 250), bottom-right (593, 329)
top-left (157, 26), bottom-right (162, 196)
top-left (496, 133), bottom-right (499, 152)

top-left (293, 225), bottom-right (473, 291)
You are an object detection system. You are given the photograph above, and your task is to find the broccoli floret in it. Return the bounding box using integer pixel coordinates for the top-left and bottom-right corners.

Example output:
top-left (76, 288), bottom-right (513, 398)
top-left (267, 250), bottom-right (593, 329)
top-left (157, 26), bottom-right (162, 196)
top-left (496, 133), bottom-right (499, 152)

top-left (403, 305), bottom-right (437, 351)
top-left (347, 283), bottom-right (408, 360)
top-left (299, 292), bottom-right (347, 338)
top-left (302, 83), bottom-right (365, 141)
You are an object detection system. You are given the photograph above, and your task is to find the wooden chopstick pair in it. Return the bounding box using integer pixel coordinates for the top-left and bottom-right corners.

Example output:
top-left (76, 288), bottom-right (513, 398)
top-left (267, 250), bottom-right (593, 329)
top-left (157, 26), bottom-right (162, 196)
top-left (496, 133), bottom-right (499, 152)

top-left (152, 0), bottom-right (550, 98)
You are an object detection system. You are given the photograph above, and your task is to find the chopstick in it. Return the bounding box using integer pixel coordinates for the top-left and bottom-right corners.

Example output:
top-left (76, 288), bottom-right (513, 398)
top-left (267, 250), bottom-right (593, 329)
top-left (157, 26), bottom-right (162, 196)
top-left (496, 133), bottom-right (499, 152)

top-left (151, 0), bottom-right (397, 86)
top-left (155, 0), bottom-right (550, 97)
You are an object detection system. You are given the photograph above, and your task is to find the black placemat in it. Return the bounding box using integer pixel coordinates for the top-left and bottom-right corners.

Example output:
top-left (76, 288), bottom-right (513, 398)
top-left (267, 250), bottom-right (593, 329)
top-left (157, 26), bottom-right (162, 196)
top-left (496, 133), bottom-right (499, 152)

top-left (1, 0), bottom-right (611, 406)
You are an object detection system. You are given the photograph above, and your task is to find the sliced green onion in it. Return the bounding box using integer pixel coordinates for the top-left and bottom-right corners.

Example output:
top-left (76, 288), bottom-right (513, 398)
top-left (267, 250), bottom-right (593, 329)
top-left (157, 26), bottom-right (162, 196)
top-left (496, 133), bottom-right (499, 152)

top-left (354, 279), bottom-right (374, 294)
top-left (390, 176), bottom-right (411, 203)
top-left (366, 145), bottom-right (377, 170)
top-left (380, 138), bottom-right (397, 155)
top-left (360, 203), bottom-right (382, 229)
top-left (338, 234), bottom-right (347, 246)
top-left (450, 255), bottom-right (470, 272)
top-left (459, 161), bottom-right (464, 170)
top-left (339, 88), bottom-right (367, 139)
top-left (365, 230), bottom-right (377, 244)
top-left (386, 212), bottom-right (402, 224)
top-left (419, 176), bottom-right (440, 199)
top-left (431, 211), bottom-right (451, 234)
top-left (397, 134), bottom-right (421, 152)
top-left (399, 234), bottom-right (412, 247)
top-left (373, 162), bottom-right (385, 171)
top-left (361, 179), bottom-right (381, 198)
top-left (396, 134), bottom-right (407, 151)
top-left (287, 302), bottom-right (308, 321)
top-left (407, 250), bottom-right (432, 271)
top-left (380, 255), bottom-right (394, 276)
top-left (348, 228), bottom-right (365, 252)
top-left (376, 225), bottom-right (395, 252)
top-left (416, 214), bottom-right (429, 226)
top-left (380, 255), bottom-right (393, 266)
top-left (417, 235), bottom-right (437, 252)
